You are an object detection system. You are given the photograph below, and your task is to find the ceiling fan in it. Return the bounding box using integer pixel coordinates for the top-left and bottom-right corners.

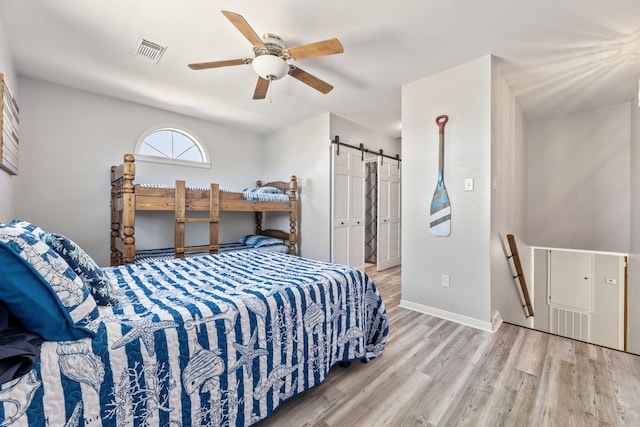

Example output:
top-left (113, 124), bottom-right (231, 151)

top-left (188, 10), bottom-right (344, 99)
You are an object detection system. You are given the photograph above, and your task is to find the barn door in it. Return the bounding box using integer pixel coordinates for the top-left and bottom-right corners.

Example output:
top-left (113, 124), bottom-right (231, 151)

top-left (377, 156), bottom-right (401, 270)
top-left (331, 144), bottom-right (365, 269)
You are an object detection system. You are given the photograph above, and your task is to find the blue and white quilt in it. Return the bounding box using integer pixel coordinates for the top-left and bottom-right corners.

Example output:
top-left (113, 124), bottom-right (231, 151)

top-left (0, 251), bottom-right (388, 426)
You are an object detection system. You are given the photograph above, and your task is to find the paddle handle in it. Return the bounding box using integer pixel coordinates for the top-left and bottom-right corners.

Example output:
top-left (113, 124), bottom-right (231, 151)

top-left (436, 115), bottom-right (448, 173)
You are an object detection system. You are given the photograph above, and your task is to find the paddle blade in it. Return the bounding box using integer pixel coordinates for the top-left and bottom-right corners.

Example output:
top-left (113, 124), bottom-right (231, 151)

top-left (430, 180), bottom-right (451, 236)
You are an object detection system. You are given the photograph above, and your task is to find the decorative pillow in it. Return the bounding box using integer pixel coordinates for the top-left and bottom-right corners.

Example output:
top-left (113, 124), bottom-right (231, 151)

top-left (0, 225), bottom-right (98, 340)
top-left (244, 235), bottom-right (285, 248)
top-left (242, 186), bottom-right (283, 194)
top-left (44, 233), bottom-right (118, 306)
top-left (256, 186), bottom-right (283, 194)
top-left (8, 219), bottom-right (47, 239)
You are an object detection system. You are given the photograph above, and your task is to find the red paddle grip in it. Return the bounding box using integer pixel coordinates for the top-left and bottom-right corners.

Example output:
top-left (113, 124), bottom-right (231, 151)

top-left (436, 115), bottom-right (448, 134)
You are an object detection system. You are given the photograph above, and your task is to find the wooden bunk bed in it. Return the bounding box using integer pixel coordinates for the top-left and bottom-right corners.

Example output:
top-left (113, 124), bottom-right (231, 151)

top-left (110, 153), bottom-right (298, 266)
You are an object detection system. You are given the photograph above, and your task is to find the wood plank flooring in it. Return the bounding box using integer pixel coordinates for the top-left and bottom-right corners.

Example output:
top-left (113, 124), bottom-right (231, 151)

top-left (259, 265), bottom-right (640, 426)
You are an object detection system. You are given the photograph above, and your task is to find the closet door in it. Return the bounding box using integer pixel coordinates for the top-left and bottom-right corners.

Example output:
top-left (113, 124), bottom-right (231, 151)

top-left (377, 157), bottom-right (401, 270)
top-left (331, 144), bottom-right (365, 270)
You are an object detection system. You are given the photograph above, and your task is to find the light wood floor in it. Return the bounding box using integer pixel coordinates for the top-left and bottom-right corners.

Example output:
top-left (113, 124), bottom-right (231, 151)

top-left (259, 265), bottom-right (640, 427)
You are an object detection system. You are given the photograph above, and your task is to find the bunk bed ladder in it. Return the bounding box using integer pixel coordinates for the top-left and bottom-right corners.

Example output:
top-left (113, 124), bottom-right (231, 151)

top-left (174, 180), bottom-right (220, 258)
top-left (506, 234), bottom-right (534, 318)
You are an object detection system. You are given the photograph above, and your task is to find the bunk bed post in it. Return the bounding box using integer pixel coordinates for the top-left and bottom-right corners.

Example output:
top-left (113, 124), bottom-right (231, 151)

top-left (209, 183), bottom-right (220, 254)
top-left (289, 176), bottom-right (298, 256)
top-left (121, 154), bottom-right (136, 264)
top-left (255, 179), bottom-right (263, 235)
top-left (175, 180), bottom-right (187, 258)
top-left (110, 165), bottom-right (121, 266)
top-left (255, 212), bottom-right (263, 235)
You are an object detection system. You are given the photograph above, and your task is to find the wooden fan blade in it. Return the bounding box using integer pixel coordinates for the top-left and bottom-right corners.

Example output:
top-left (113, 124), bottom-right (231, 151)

top-left (289, 66), bottom-right (334, 94)
top-left (287, 38), bottom-right (344, 60)
top-left (221, 10), bottom-right (266, 49)
top-left (253, 77), bottom-right (270, 99)
top-left (188, 58), bottom-right (250, 70)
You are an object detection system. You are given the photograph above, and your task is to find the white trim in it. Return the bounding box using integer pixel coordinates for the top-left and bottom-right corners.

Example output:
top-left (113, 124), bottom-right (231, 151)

top-left (531, 245), bottom-right (627, 257)
top-left (491, 310), bottom-right (503, 332)
top-left (618, 256), bottom-right (626, 350)
top-left (399, 300), bottom-right (495, 332)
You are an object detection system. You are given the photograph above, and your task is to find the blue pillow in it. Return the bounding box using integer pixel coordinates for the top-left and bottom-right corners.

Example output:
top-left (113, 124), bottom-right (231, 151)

top-left (0, 225), bottom-right (99, 340)
top-left (256, 186), bottom-right (283, 194)
top-left (8, 219), bottom-right (47, 239)
top-left (242, 186), bottom-right (283, 194)
top-left (244, 235), bottom-right (285, 248)
top-left (44, 233), bottom-right (118, 306)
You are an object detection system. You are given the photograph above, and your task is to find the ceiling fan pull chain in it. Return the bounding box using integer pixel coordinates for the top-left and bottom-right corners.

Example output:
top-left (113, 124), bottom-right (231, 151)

top-left (269, 76), bottom-right (273, 104)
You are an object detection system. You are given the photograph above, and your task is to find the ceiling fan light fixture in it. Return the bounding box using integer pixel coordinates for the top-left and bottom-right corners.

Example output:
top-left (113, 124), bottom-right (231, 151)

top-left (252, 54), bottom-right (289, 80)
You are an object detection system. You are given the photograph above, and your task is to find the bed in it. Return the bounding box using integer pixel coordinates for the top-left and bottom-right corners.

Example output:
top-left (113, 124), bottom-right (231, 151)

top-left (111, 154), bottom-right (298, 266)
top-left (0, 221), bottom-right (388, 426)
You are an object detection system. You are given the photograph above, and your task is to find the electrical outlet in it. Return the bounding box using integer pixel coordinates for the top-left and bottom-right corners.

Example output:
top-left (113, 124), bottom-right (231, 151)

top-left (441, 274), bottom-right (450, 287)
top-left (464, 178), bottom-right (474, 191)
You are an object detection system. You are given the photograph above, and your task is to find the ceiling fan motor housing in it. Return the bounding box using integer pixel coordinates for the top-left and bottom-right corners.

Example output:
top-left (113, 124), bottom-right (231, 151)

top-left (252, 54), bottom-right (289, 80)
top-left (252, 33), bottom-right (289, 80)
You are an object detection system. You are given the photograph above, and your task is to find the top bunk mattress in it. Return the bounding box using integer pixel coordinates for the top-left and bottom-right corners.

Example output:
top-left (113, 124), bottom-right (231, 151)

top-left (135, 183), bottom-right (291, 202)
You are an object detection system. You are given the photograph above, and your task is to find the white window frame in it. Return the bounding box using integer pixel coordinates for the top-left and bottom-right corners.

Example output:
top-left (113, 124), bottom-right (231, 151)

top-left (134, 125), bottom-right (211, 169)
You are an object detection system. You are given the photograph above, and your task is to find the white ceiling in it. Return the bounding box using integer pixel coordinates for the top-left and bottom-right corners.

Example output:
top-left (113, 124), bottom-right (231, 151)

top-left (1, 0), bottom-right (639, 138)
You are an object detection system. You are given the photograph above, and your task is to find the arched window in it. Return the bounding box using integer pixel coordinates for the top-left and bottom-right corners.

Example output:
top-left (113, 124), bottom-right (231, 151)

top-left (135, 127), bottom-right (210, 167)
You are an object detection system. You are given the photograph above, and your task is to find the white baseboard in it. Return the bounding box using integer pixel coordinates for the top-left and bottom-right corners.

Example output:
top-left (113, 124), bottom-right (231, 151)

top-left (399, 300), bottom-right (496, 333)
top-left (491, 310), bottom-right (503, 332)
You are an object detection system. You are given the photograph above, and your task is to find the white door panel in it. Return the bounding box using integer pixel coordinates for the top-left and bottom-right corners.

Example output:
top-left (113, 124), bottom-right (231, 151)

top-left (377, 158), bottom-right (401, 271)
top-left (331, 145), bottom-right (365, 270)
top-left (549, 250), bottom-right (593, 312)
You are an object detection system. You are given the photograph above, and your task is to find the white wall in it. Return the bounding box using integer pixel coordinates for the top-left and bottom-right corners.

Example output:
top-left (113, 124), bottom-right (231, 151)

top-left (490, 65), bottom-right (530, 327)
top-left (263, 113), bottom-right (331, 261)
top-left (401, 55), bottom-right (493, 330)
top-left (263, 113), bottom-right (400, 262)
top-left (527, 103), bottom-right (631, 253)
top-left (629, 92), bottom-right (640, 355)
top-left (0, 19), bottom-right (17, 223)
top-left (329, 114), bottom-right (401, 159)
top-left (16, 77), bottom-right (264, 266)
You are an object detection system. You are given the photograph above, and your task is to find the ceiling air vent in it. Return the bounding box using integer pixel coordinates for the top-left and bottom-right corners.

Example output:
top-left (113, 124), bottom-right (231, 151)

top-left (132, 37), bottom-right (167, 64)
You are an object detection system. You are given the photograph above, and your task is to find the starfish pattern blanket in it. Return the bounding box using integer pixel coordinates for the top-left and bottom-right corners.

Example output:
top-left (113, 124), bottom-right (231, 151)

top-left (0, 250), bottom-right (388, 426)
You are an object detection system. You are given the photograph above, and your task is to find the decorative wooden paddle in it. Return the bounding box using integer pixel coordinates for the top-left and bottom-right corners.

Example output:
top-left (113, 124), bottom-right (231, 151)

top-left (430, 115), bottom-right (451, 236)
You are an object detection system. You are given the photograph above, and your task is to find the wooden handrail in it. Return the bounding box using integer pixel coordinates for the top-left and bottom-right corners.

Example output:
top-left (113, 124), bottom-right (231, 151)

top-left (506, 234), bottom-right (534, 318)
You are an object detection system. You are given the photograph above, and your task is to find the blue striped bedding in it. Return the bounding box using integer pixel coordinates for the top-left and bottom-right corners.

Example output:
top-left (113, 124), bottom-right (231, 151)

top-left (0, 251), bottom-right (388, 426)
top-left (135, 243), bottom-right (289, 263)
